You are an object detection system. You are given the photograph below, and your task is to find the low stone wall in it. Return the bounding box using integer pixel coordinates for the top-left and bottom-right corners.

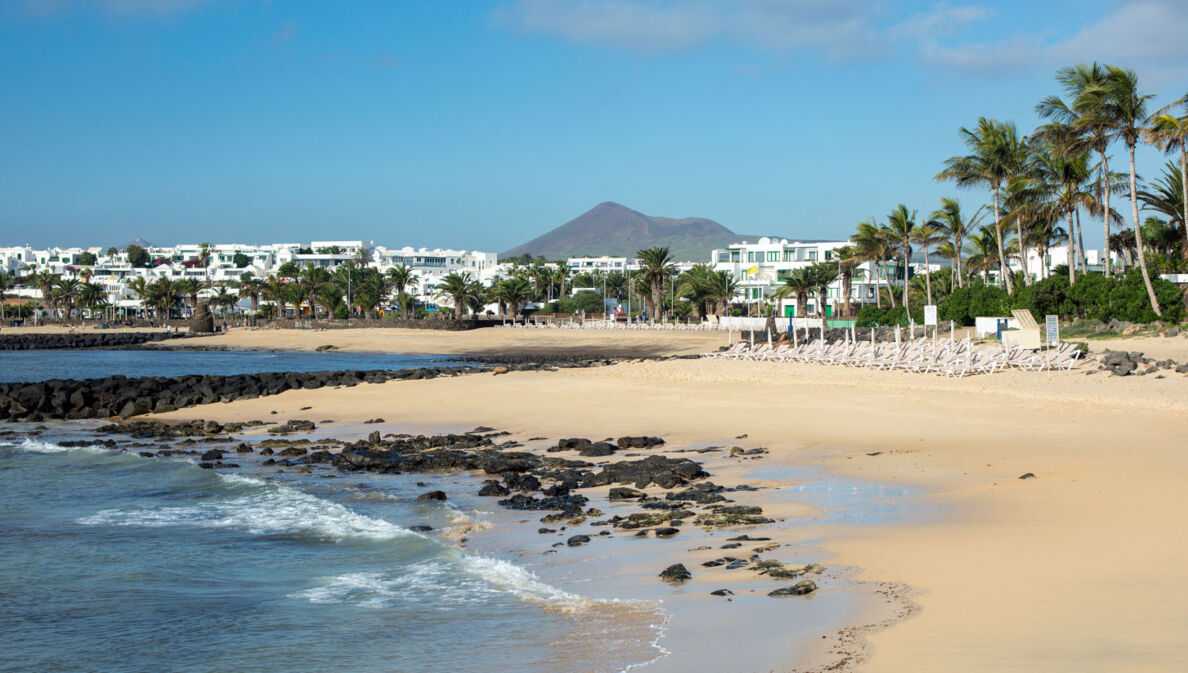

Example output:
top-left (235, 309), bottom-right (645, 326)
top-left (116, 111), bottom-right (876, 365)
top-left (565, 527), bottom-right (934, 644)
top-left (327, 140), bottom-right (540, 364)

top-left (0, 366), bottom-right (483, 421)
top-left (0, 332), bottom-right (192, 351)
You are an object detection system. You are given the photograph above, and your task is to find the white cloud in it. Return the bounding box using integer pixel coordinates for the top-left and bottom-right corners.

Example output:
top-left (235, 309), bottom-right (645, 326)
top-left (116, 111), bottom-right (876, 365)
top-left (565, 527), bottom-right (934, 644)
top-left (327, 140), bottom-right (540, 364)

top-left (889, 3), bottom-right (990, 40)
top-left (491, 0), bottom-right (887, 59)
top-left (919, 0), bottom-right (1188, 85)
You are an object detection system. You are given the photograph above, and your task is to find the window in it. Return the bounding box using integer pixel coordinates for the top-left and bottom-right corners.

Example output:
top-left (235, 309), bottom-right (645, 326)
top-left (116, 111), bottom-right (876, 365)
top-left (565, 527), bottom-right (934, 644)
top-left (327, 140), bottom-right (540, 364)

top-left (783, 250), bottom-right (795, 262)
top-left (766, 251), bottom-right (779, 262)
top-left (824, 250), bottom-right (833, 261)
top-left (808, 250), bottom-right (817, 261)
top-left (747, 251), bottom-right (758, 263)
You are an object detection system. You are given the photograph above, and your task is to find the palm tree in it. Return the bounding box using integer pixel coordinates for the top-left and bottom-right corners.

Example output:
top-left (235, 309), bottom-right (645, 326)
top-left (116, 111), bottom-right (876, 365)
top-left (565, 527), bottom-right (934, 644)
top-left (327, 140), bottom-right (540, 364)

top-left (965, 225), bottom-right (1003, 285)
top-left (261, 275), bottom-right (287, 318)
top-left (1037, 63), bottom-right (1117, 276)
top-left (52, 278), bottom-right (81, 318)
top-left (127, 276), bottom-right (151, 318)
top-left (385, 264), bottom-right (418, 297)
top-left (808, 262), bottom-right (839, 318)
top-left (173, 278), bottom-right (202, 315)
top-left (210, 286), bottom-right (237, 315)
top-left (851, 218), bottom-right (896, 308)
top-left (197, 243), bottom-right (213, 269)
top-left (678, 264), bottom-right (716, 321)
top-left (928, 198), bottom-right (984, 289)
top-left (1088, 66), bottom-right (1161, 315)
top-left (395, 291), bottom-right (416, 317)
top-left (604, 270), bottom-right (628, 302)
top-left (884, 205), bottom-right (917, 311)
top-left (436, 271), bottom-right (478, 319)
top-left (937, 117), bottom-right (1027, 292)
top-left (636, 247), bottom-right (676, 323)
top-left (910, 220), bottom-right (946, 306)
top-left (32, 270), bottom-right (56, 314)
top-left (76, 282), bottom-right (106, 315)
top-left (708, 270), bottom-right (738, 316)
top-left (237, 272), bottom-right (261, 313)
top-left (148, 277), bottom-right (180, 319)
top-left (832, 245), bottom-right (862, 318)
top-left (0, 270), bottom-right (14, 320)
top-left (354, 245), bottom-right (374, 267)
top-left (1137, 162), bottom-right (1185, 259)
top-left (783, 268), bottom-right (816, 318)
top-left (1145, 94), bottom-right (1188, 260)
top-left (500, 276), bottom-right (532, 317)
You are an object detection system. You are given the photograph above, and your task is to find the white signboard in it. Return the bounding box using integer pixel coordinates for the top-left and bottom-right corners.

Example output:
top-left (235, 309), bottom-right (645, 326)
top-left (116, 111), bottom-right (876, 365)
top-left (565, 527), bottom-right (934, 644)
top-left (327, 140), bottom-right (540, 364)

top-left (1046, 315), bottom-right (1059, 343)
top-left (923, 305), bottom-right (937, 326)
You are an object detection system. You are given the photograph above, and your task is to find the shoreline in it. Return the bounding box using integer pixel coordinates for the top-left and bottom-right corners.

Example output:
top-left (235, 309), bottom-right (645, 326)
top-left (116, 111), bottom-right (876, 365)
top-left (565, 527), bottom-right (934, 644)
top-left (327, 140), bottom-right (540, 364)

top-left (148, 347), bottom-right (1188, 673)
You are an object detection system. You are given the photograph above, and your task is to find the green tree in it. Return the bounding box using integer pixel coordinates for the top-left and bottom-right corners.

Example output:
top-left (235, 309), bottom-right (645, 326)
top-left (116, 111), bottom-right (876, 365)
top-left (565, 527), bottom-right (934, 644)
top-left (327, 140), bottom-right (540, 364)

top-left (808, 262), bottom-right (839, 318)
top-left (636, 247), bottom-right (677, 323)
top-left (708, 270), bottom-right (738, 316)
top-left (233, 252), bottom-right (251, 268)
top-left (851, 218), bottom-right (896, 308)
top-left (937, 117), bottom-right (1028, 292)
top-left (1144, 94), bottom-right (1188, 260)
top-left (884, 204), bottom-right (917, 311)
top-left (910, 219), bottom-right (946, 306)
top-left (126, 244), bottom-right (151, 268)
top-left (385, 264), bottom-right (418, 296)
top-left (436, 271), bottom-right (480, 319)
top-left (928, 198), bottom-right (984, 290)
top-left (1090, 65), bottom-right (1162, 315)
top-left (77, 251), bottom-right (97, 266)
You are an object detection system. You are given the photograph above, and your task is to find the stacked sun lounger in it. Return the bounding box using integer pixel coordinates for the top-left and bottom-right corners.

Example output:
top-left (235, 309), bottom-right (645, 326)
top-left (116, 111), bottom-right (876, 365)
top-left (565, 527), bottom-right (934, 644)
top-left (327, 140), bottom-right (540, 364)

top-left (701, 337), bottom-right (1081, 377)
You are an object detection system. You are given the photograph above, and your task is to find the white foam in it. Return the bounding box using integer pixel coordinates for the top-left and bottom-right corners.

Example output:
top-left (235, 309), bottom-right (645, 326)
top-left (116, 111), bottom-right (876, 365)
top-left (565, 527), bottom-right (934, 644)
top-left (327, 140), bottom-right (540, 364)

top-left (77, 478), bottom-right (421, 542)
top-left (7, 438), bottom-right (108, 454)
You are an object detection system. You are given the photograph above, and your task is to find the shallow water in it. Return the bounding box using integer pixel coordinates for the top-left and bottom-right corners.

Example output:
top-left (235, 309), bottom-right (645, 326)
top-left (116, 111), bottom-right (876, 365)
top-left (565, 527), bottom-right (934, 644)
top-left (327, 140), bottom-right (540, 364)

top-left (0, 348), bottom-right (465, 383)
top-left (0, 432), bottom-right (663, 673)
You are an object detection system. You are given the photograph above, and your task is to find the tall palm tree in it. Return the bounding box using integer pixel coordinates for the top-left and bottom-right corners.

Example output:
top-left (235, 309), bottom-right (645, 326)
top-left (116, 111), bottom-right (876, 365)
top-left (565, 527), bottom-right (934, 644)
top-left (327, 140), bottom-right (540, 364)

top-left (0, 270), bottom-right (14, 320)
top-left (677, 264), bottom-right (715, 321)
top-left (884, 205), bottom-right (916, 311)
top-left (500, 276), bottom-right (532, 317)
top-left (832, 245), bottom-right (862, 318)
top-left (261, 275), bottom-right (287, 318)
top-left (210, 286), bottom-right (237, 315)
top-left (1037, 63), bottom-right (1118, 276)
top-left (910, 220), bottom-right (946, 306)
top-left (851, 218), bottom-right (896, 308)
top-left (636, 247), bottom-right (676, 323)
top-left (127, 276), bottom-right (151, 318)
top-left (76, 282), bottom-right (105, 314)
top-left (1088, 66), bottom-right (1161, 315)
top-left (32, 270), bottom-right (56, 314)
top-left (197, 243), bottom-right (213, 269)
top-left (937, 117), bottom-right (1027, 292)
top-left (173, 278), bottom-right (202, 315)
top-left (1145, 94), bottom-right (1188, 259)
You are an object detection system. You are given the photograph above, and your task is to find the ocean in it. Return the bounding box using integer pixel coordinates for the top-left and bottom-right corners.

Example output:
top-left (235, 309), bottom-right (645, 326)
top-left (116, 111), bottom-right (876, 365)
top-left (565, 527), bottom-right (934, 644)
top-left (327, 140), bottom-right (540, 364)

top-left (0, 350), bottom-right (665, 673)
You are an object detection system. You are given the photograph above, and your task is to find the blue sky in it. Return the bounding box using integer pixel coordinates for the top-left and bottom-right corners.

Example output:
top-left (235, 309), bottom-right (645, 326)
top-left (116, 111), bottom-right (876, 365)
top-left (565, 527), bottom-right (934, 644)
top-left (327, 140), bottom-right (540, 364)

top-left (1, 0), bottom-right (1185, 253)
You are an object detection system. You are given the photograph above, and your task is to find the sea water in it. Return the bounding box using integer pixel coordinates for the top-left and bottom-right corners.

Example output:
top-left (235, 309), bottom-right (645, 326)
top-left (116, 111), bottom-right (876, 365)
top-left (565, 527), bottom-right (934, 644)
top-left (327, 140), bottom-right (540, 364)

top-left (0, 351), bottom-right (664, 673)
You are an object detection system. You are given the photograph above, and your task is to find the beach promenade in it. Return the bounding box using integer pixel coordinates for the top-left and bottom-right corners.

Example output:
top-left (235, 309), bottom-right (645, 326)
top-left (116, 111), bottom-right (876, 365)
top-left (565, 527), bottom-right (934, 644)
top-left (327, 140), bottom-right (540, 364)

top-left (146, 327), bottom-right (1188, 672)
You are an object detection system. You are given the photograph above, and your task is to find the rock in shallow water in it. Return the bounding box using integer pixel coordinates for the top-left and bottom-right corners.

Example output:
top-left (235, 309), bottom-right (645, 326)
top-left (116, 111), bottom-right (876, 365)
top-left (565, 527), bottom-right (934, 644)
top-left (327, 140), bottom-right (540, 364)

top-left (768, 580), bottom-right (816, 597)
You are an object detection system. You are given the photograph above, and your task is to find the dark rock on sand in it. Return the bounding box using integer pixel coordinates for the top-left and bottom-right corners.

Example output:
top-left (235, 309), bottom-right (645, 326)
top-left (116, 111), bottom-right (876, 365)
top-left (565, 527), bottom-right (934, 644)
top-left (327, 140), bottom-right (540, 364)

top-left (654, 526), bottom-right (679, 538)
top-left (659, 563), bottom-right (692, 584)
top-left (567, 534), bottom-right (591, 547)
top-left (579, 442), bottom-right (618, 457)
top-left (1019, 472), bottom-right (1036, 480)
top-left (609, 487), bottom-right (644, 500)
top-left (617, 436), bottom-right (665, 449)
top-left (199, 449), bottom-right (223, 461)
top-left (478, 480), bottom-right (511, 497)
top-left (710, 589), bottom-right (734, 596)
top-left (417, 490), bottom-right (448, 501)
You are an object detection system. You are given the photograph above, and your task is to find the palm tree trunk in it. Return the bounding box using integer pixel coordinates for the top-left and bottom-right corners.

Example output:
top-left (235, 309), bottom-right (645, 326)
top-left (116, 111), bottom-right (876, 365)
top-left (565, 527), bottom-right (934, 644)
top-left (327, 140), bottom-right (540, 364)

top-left (955, 242), bottom-right (964, 289)
top-left (1074, 209), bottom-right (1088, 272)
top-left (992, 188), bottom-right (1013, 292)
top-left (874, 265), bottom-right (883, 308)
top-left (1068, 209), bottom-right (1077, 284)
top-left (901, 251), bottom-right (910, 312)
top-left (924, 248), bottom-right (933, 306)
top-left (1180, 149), bottom-right (1188, 261)
top-left (1016, 217), bottom-right (1031, 286)
top-left (1128, 143), bottom-right (1162, 316)
top-left (1101, 151), bottom-right (1113, 277)
top-left (885, 262), bottom-right (898, 308)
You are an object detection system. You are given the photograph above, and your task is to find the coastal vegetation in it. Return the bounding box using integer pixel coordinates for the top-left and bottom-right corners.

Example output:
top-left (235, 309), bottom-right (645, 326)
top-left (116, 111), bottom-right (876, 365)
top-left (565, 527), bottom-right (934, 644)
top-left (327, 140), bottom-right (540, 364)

top-left (845, 62), bottom-right (1188, 328)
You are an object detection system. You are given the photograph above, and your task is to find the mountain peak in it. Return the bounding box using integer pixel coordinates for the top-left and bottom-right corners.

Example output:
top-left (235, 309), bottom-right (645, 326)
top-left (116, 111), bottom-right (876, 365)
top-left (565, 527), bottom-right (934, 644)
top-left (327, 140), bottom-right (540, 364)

top-left (501, 203), bottom-right (751, 262)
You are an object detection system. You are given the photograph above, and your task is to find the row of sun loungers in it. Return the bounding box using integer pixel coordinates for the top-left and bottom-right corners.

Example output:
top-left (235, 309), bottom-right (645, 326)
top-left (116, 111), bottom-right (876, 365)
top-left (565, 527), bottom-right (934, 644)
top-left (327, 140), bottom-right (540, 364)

top-left (500, 320), bottom-right (719, 330)
top-left (703, 338), bottom-right (1082, 377)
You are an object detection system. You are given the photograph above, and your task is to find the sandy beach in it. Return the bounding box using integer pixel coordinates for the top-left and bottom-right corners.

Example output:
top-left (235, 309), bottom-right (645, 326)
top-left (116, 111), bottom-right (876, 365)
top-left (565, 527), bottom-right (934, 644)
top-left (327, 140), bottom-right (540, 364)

top-left (140, 327), bottom-right (1188, 672)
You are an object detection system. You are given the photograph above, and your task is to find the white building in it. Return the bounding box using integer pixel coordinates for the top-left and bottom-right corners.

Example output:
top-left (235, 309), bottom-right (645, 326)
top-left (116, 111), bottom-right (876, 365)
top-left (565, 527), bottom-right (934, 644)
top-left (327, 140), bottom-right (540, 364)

top-left (710, 238), bottom-right (882, 318)
top-left (566, 256), bottom-right (636, 273)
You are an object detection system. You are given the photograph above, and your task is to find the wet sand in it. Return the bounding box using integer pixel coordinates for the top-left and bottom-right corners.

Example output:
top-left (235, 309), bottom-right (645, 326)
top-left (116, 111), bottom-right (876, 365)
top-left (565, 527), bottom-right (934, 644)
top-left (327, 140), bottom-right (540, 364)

top-left (152, 347), bottom-right (1188, 672)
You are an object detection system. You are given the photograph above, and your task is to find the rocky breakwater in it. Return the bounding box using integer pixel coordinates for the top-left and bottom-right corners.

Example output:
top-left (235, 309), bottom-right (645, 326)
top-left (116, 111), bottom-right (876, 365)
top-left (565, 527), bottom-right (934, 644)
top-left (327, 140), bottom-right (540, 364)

top-left (1098, 350), bottom-right (1188, 377)
top-left (0, 332), bottom-right (191, 351)
top-left (0, 366), bottom-right (482, 422)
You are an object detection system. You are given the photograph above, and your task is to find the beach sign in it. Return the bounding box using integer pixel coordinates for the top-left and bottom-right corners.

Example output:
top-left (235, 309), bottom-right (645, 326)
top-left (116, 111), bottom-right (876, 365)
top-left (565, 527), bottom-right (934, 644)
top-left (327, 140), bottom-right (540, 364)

top-left (923, 304), bottom-right (937, 326)
top-left (1046, 315), bottom-right (1059, 343)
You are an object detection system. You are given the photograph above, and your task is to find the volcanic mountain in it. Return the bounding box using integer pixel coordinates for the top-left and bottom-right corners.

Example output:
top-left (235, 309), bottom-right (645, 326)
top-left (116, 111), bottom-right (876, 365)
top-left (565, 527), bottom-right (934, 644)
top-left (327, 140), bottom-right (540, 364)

top-left (501, 202), bottom-right (753, 262)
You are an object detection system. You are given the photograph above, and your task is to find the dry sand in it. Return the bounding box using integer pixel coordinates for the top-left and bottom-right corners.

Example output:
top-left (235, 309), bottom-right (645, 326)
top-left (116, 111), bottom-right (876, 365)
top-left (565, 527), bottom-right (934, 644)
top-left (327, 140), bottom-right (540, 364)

top-left (150, 331), bottom-right (1188, 673)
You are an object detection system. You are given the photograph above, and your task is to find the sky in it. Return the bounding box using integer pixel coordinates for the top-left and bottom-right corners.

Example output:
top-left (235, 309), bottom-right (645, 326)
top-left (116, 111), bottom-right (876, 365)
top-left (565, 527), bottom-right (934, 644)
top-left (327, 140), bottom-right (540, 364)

top-left (1, 0), bottom-right (1186, 253)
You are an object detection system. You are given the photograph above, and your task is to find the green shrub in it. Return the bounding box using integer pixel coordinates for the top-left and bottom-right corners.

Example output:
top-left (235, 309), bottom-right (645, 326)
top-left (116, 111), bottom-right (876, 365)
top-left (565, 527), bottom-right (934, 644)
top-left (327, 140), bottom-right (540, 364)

top-left (939, 283), bottom-right (1011, 325)
top-left (855, 305), bottom-right (923, 327)
top-left (332, 304), bottom-right (350, 320)
top-left (1013, 274), bottom-right (1074, 322)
